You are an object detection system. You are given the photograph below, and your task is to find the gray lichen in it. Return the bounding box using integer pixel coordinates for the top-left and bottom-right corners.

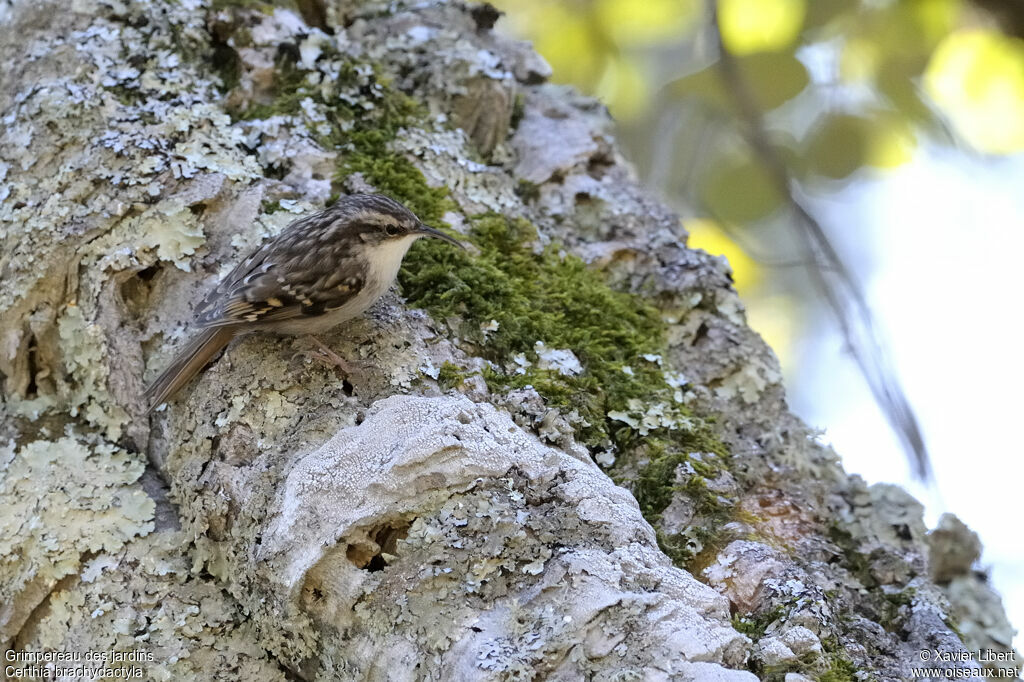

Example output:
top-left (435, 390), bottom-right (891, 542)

top-left (0, 435), bottom-right (154, 643)
top-left (0, 0), bottom-right (1017, 679)
top-left (10, 532), bottom-right (288, 681)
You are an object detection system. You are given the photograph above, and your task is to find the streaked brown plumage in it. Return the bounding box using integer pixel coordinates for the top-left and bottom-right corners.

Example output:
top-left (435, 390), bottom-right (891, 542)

top-left (144, 193), bottom-right (462, 412)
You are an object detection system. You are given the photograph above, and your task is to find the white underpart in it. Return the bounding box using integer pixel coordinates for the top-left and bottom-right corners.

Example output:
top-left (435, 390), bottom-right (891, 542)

top-left (365, 233), bottom-right (421, 292)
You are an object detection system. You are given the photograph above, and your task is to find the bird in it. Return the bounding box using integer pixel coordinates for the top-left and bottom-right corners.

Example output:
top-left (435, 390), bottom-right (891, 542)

top-left (143, 193), bottom-right (463, 412)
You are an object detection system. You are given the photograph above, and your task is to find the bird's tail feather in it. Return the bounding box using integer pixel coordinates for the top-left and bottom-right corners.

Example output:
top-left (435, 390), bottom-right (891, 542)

top-left (144, 327), bottom-right (235, 413)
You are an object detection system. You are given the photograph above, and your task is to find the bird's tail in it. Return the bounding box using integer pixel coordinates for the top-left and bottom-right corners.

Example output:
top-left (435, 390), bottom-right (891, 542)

top-left (144, 326), bottom-right (235, 413)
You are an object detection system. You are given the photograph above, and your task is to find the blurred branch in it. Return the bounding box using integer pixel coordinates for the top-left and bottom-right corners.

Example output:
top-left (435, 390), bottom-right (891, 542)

top-left (705, 212), bottom-right (838, 271)
top-left (704, 0), bottom-right (932, 480)
top-left (969, 0), bottom-right (1024, 39)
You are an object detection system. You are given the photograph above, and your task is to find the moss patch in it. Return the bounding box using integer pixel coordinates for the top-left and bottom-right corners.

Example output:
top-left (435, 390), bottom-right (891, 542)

top-left (436, 361), bottom-right (469, 391)
top-left (401, 215), bottom-right (673, 443)
top-left (629, 439), bottom-right (737, 566)
top-left (731, 605), bottom-right (786, 641)
top-left (819, 656), bottom-right (858, 682)
top-left (209, 0), bottom-right (298, 14)
top-left (827, 523), bottom-right (876, 588)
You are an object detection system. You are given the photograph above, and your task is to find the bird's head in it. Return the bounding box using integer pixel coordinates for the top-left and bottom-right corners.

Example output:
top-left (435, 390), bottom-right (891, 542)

top-left (334, 193), bottom-right (463, 250)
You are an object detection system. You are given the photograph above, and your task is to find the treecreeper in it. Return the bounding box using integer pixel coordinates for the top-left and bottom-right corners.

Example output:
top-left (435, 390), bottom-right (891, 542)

top-left (144, 193), bottom-right (464, 412)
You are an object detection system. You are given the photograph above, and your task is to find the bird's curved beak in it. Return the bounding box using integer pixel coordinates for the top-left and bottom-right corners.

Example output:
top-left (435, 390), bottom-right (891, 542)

top-left (416, 223), bottom-right (466, 249)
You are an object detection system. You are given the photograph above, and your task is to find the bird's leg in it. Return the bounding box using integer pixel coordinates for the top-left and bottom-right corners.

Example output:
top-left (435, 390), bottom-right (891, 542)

top-left (297, 336), bottom-right (376, 389)
top-left (301, 335), bottom-right (358, 374)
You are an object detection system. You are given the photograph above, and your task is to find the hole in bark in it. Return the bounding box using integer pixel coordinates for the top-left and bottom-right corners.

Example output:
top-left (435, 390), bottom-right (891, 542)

top-left (300, 574), bottom-right (330, 611)
top-left (25, 333), bottom-right (40, 399)
top-left (346, 520), bottom-right (413, 571)
top-left (120, 265), bottom-right (162, 317)
top-left (470, 3), bottom-right (502, 31)
top-left (137, 265), bottom-right (159, 282)
top-left (587, 151), bottom-right (615, 179)
top-left (341, 378), bottom-right (354, 397)
top-left (294, 0), bottom-right (330, 33)
top-left (210, 42), bottom-right (242, 93)
top-left (346, 543), bottom-right (377, 568)
top-left (691, 321), bottom-right (710, 346)
top-left (276, 41), bottom-right (301, 65)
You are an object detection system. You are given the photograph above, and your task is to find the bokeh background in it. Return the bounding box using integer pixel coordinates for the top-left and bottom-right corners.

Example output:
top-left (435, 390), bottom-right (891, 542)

top-left (492, 0), bottom-right (1024, 648)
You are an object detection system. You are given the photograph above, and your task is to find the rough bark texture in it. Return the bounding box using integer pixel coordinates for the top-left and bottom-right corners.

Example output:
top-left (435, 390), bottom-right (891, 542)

top-left (0, 0), bottom-right (1017, 680)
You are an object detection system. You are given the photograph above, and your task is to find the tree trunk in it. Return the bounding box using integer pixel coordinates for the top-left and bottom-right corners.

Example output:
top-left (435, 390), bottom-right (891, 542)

top-left (0, 0), bottom-right (1015, 680)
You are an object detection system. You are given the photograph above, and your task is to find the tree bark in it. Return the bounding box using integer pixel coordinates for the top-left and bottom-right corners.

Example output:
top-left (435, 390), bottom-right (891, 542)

top-left (0, 0), bottom-right (1016, 680)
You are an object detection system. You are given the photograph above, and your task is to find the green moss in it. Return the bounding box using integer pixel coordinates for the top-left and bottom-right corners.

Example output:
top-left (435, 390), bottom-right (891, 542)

top-left (342, 146), bottom-right (453, 227)
top-left (233, 50), bottom-right (318, 121)
top-left (400, 214), bottom-right (674, 446)
top-left (209, 0), bottom-right (295, 12)
top-left (732, 605), bottom-right (786, 641)
top-left (624, 433), bottom-right (738, 567)
top-left (828, 523), bottom-right (876, 588)
top-left (819, 656), bottom-right (858, 682)
top-left (510, 92), bottom-right (527, 130)
top-left (514, 178), bottom-right (540, 203)
top-left (436, 362), bottom-right (468, 391)
top-left (633, 446), bottom-right (726, 517)
top-left (879, 587), bottom-right (915, 631)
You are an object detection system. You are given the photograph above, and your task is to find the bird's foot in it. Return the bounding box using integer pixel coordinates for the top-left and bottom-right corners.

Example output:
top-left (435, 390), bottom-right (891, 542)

top-left (297, 336), bottom-right (370, 386)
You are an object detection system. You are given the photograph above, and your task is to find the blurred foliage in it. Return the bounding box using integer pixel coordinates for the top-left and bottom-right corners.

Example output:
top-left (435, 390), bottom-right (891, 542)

top-left (493, 0), bottom-right (1024, 362)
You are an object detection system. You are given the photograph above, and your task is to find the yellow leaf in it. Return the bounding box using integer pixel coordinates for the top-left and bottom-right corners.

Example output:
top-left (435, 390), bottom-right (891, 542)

top-left (910, 0), bottom-right (960, 46)
top-left (867, 114), bottom-right (916, 168)
top-left (840, 37), bottom-right (880, 83)
top-left (925, 29), bottom-right (1024, 154)
top-left (595, 0), bottom-right (701, 47)
top-left (533, 11), bottom-right (603, 88)
top-left (596, 57), bottom-right (650, 121)
top-left (684, 218), bottom-right (761, 293)
top-left (745, 295), bottom-right (800, 369)
top-left (718, 0), bottom-right (806, 55)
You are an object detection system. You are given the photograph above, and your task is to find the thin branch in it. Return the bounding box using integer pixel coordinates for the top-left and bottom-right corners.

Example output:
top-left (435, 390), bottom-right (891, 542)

top-left (704, 0), bottom-right (932, 480)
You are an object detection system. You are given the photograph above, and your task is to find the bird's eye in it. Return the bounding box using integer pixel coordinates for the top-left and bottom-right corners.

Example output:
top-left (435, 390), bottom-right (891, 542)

top-left (384, 224), bottom-right (401, 236)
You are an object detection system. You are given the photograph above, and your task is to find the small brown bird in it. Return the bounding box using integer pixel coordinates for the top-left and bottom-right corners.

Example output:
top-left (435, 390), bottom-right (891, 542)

top-left (144, 193), bottom-right (463, 412)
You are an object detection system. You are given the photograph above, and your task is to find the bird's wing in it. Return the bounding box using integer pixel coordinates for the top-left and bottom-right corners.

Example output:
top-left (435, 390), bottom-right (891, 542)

top-left (194, 237), bottom-right (365, 328)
